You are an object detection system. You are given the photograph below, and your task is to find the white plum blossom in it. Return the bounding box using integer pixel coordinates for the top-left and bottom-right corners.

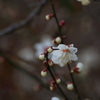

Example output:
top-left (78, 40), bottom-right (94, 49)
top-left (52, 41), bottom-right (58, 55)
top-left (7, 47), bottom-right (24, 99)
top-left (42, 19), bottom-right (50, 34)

top-left (18, 48), bottom-right (35, 61)
top-left (49, 44), bottom-right (78, 67)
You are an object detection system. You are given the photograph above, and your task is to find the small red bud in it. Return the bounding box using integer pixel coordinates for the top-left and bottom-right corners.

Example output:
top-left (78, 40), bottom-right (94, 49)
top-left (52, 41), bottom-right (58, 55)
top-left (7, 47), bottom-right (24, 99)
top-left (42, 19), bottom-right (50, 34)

top-left (43, 61), bottom-right (48, 67)
top-left (59, 20), bottom-right (65, 26)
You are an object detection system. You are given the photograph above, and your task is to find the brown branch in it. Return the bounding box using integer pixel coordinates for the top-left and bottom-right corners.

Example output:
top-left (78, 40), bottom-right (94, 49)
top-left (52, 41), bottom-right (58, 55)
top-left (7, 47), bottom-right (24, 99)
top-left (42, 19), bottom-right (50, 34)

top-left (0, 0), bottom-right (47, 36)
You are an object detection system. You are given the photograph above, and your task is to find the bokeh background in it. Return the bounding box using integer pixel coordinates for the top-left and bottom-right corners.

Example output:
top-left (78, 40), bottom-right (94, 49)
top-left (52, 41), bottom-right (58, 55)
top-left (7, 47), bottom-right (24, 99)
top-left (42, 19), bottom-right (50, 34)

top-left (0, 0), bottom-right (100, 100)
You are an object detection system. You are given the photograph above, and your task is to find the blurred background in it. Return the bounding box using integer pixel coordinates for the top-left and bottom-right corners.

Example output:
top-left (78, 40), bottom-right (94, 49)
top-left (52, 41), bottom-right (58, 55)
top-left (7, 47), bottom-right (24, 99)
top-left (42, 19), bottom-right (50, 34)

top-left (0, 0), bottom-right (100, 100)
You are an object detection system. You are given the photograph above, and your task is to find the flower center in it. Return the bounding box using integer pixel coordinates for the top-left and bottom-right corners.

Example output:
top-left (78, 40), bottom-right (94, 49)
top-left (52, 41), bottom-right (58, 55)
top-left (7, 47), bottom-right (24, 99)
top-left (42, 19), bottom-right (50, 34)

top-left (62, 49), bottom-right (69, 52)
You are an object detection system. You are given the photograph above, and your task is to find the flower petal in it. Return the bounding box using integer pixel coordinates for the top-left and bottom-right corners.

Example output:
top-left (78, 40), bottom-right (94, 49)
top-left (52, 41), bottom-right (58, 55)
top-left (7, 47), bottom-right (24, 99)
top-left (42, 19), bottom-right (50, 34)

top-left (69, 47), bottom-right (78, 54)
top-left (71, 54), bottom-right (78, 61)
top-left (58, 44), bottom-right (68, 50)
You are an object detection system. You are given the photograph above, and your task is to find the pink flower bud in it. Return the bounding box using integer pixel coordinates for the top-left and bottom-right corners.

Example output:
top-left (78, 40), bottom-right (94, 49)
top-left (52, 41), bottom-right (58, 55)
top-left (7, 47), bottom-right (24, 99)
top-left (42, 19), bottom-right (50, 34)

top-left (43, 61), bottom-right (48, 67)
top-left (50, 81), bottom-right (56, 86)
top-left (59, 20), bottom-right (65, 26)
top-left (61, 35), bottom-right (67, 39)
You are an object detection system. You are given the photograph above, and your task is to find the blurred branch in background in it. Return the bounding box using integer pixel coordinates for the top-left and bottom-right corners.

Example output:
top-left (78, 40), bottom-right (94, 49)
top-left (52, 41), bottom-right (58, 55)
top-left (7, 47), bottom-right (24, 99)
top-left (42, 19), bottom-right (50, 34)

top-left (0, 0), bottom-right (47, 36)
top-left (0, 49), bottom-right (47, 88)
top-left (0, 49), bottom-right (68, 98)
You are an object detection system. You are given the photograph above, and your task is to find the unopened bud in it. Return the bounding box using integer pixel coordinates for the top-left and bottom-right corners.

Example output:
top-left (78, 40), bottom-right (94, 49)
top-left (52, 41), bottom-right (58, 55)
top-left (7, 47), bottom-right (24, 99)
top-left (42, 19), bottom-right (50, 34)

top-left (41, 69), bottom-right (47, 77)
top-left (74, 62), bottom-right (83, 73)
top-left (39, 53), bottom-right (45, 60)
top-left (52, 39), bottom-right (56, 44)
top-left (59, 20), bottom-right (65, 26)
top-left (50, 86), bottom-right (54, 91)
top-left (47, 46), bottom-right (53, 53)
top-left (45, 14), bottom-right (53, 20)
top-left (70, 70), bottom-right (74, 73)
top-left (48, 60), bottom-right (53, 66)
top-left (50, 85), bottom-right (57, 91)
top-left (61, 35), bottom-right (67, 39)
top-left (55, 37), bottom-right (62, 44)
top-left (67, 82), bottom-right (74, 90)
top-left (43, 61), bottom-right (48, 67)
top-left (50, 81), bottom-right (56, 86)
top-left (68, 44), bottom-right (74, 47)
top-left (56, 78), bottom-right (61, 84)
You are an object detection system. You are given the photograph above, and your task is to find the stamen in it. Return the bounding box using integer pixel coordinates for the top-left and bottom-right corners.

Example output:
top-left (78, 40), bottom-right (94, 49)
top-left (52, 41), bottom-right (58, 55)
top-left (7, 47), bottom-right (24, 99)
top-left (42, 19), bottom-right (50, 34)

top-left (62, 49), bottom-right (69, 52)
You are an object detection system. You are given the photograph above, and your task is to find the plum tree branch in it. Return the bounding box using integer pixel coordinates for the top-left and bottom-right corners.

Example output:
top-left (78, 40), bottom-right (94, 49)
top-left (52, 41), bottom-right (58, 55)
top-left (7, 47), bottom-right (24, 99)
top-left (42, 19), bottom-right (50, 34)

top-left (0, 0), bottom-right (47, 36)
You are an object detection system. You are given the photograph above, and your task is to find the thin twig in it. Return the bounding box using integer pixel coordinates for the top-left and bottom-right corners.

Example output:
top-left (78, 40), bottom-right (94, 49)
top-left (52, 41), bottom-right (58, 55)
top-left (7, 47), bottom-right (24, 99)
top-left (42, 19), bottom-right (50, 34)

top-left (0, 50), bottom-right (48, 89)
top-left (49, 0), bottom-right (82, 100)
top-left (67, 63), bottom-right (81, 100)
top-left (0, 50), bottom-right (64, 97)
top-left (46, 52), bottom-right (69, 100)
top-left (48, 66), bottom-right (69, 100)
top-left (49, 0), bottom-right (63, 37)
top-left (0, 0), bottom-right (47, 36)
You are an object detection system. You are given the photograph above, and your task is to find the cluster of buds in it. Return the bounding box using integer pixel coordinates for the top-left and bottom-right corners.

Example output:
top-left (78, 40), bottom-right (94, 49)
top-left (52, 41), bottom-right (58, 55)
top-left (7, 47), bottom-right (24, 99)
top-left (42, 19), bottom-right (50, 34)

top-left (40, 60), bottom-right (54, 77)
top-left (71, 62), bottom-right (83, 74)
top-left (66, 82), bottom-right (74, 90)
top-left (50, 81), bottom-right (57, 91)
top-left (77, 0), bottom-right (92, 6)
top-left (50, 78), bottom-right (61, 91)
top-left (39, 46), bottom-right (54, 77)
